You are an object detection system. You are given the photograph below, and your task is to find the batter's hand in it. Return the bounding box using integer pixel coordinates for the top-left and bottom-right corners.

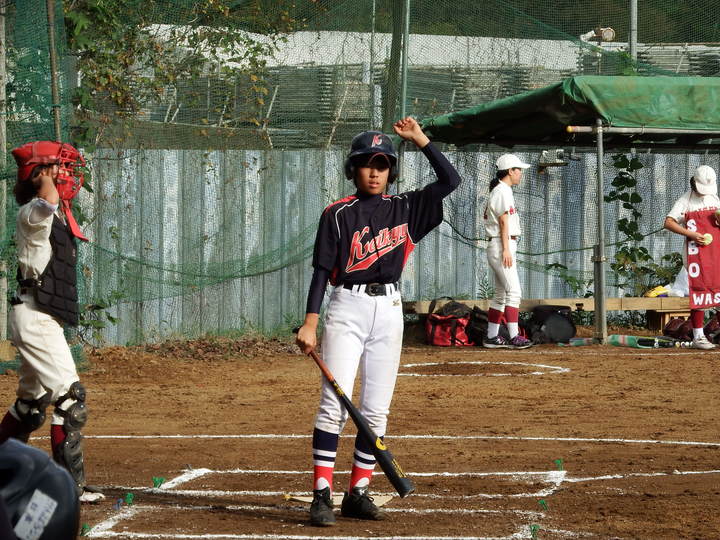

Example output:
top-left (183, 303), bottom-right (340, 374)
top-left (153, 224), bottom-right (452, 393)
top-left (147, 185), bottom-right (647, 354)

top-left (295, 319), bottom-right (318, 355)
top-left (393, 117), bottom-right (430, 148)
top-left (502, 249), bottom-right (513, 268)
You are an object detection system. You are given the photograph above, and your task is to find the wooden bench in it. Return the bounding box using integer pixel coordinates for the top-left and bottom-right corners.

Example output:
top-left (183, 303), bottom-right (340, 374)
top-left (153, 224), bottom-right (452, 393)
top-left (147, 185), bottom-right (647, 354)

top-left (403, 297), bottom-right (692, 332)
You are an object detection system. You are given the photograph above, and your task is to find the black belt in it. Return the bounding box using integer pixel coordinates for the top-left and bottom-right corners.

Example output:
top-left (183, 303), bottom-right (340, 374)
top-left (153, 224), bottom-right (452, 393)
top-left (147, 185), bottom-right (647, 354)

top-left (342, 282), bottom-right (397, 296)
top-left (488, 236), bottom-right (519, 241)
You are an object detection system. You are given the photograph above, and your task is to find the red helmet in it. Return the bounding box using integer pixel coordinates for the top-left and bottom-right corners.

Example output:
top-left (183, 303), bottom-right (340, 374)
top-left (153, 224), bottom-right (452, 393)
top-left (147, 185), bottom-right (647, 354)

top-left (11, 141), bottom-right (86, 201)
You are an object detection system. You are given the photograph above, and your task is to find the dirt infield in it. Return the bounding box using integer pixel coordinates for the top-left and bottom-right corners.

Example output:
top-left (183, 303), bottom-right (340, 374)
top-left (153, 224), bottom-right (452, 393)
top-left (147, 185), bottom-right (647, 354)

top-left (2, 332), bottom-right (718, 539)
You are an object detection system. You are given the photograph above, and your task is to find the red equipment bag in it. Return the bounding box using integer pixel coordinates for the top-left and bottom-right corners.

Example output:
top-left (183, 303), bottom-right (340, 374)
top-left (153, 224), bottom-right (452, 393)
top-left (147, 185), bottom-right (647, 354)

top-left (425, 298), bottom-right (474, 346)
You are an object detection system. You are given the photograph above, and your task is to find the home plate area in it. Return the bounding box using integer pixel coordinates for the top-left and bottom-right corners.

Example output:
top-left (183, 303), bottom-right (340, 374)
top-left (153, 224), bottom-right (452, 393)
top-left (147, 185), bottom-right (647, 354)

top-left (86, 463), bottom-right (565, 539)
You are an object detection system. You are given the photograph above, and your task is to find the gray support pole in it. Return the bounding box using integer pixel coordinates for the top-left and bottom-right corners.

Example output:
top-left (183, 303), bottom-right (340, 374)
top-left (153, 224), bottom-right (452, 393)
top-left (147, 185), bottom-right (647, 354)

top-left (369, 0), bottom-right (376, 129)
top-left (46, 0), bottom-right (62, 142)
top-left (0, 4), bottom-right (6, 340)
top-left (400, 0), bottom-right (410, 119)
top-left (629, 0), bottom-right (638, 63)
top-left (594, 118), bottom-right (607, 342)
top-left (396, 0), bottom-right (410, 187)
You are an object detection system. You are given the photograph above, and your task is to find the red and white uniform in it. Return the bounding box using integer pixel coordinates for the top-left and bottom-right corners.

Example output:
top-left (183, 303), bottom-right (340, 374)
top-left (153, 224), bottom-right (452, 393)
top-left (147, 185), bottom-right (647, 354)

top-left (484, 182), bottom-right (522, 310)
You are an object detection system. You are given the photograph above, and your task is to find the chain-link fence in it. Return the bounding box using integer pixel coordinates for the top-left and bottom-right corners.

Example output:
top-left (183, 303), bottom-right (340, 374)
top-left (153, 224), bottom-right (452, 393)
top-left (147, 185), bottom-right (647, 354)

top-left (1, 0), bottom-right (718, 344)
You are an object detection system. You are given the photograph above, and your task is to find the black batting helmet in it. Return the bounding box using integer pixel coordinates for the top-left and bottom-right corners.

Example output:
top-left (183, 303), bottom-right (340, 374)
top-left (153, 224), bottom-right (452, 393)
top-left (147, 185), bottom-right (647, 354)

top-left (0, 439), bottom-right (79, 540)
top-left (344, 131), bottom-right (399, 182)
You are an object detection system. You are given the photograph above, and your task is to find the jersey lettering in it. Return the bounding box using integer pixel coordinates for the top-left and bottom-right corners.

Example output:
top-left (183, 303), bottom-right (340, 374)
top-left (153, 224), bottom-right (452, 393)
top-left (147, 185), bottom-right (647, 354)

top-left (346, 223), bottom-right (409, 273)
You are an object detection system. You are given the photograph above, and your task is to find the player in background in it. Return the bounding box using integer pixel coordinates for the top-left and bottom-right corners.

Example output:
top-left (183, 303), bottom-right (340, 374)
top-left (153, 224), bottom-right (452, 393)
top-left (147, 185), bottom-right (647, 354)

top-left (0, 141), bottom-right (104, 502)
top-left (664, 165), bottom-right (720, 349)
top-left (482, 154), bottom-right (533, 349)
top-left (295, 117), bottom-right (461, 526)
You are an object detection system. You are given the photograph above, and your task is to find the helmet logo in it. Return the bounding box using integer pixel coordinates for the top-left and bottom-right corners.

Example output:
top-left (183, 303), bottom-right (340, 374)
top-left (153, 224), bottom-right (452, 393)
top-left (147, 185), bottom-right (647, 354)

top-left (371, 134), bottom-right (383, 147)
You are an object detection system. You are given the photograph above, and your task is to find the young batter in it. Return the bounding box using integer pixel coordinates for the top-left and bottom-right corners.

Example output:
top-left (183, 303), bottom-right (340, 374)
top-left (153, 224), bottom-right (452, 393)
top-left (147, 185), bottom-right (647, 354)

top-left (483, 154), bottom-right (532, 349)
top-left (0, 141), bottom-right (104, 503)
top-left (663, 165), bottom-right (720, 349)
top-left (296, 117), bottom-right (461, 526)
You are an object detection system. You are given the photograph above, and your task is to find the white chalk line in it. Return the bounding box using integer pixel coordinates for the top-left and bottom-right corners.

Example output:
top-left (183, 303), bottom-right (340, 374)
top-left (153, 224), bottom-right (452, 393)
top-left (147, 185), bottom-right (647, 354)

top-left (399, 361), bottom-right (570, 377)
top-left (163, 468), bottom-right (564, 478)
top-left (73, 433), bottom-right (720, 447)
top-left (89, 533), bottom-right (532, 540)
top-left (89, 467), bottom-right (559, 538)
top-left (111, 487), bottom-right (561, 500)
top-left (565, 469), bottom-right (720, 483)
top-left (109, 470), bottom-right (565, 501)
top-left (87, 505), bottom-right (141, 534)
top-left (161, 468), bottom-right (213, 489)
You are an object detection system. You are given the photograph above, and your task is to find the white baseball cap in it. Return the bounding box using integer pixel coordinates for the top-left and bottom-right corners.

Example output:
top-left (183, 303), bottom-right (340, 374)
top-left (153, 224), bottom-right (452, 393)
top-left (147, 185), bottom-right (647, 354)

top-left (496, 154), bottom-right (531, 170)
top-left (694, 165), bottom-right (717, 195)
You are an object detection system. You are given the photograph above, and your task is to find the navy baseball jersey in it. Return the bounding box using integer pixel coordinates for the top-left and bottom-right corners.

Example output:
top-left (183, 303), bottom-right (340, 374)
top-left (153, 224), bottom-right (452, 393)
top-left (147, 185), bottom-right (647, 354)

top-left (312, 142), bottom-right (459, 285)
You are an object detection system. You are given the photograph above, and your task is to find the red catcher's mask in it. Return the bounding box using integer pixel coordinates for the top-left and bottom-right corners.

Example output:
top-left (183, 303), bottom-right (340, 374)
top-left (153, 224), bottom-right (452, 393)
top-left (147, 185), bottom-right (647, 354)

top-left (11, 141), bottom-right (88, 241)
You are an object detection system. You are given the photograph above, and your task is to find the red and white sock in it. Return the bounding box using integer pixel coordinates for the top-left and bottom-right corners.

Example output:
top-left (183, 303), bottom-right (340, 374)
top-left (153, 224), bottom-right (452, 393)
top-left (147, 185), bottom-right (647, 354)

top-left (691, 310), bottom-right (704, 340)
top-left (505, 306), bottom-right (519, 338)
top-left (312, 428), bottom-right (338, 492)
top-left (348, 434), bottom-right (377, 490)
top-left (487, 308), bottom-right (503, 338)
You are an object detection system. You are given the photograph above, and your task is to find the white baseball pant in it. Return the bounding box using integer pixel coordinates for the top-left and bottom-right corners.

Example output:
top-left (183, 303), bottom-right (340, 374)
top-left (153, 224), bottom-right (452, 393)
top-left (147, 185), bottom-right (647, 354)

top-left (8, 293), bottom-right (80, 424)
top-left (314, 284), bottom-right (403, 437)
top-left (486, 237), bottom-right (522, 311)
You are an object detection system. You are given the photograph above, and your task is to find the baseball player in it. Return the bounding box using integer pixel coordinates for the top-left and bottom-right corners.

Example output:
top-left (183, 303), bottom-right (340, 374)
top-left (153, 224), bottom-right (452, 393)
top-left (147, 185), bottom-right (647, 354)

top-left (482, 154), bottom-right (533, 349)
top-left (295, 117), bottom-right (461, 526)
top-left (663, 164), bottom-right (720, 349)
top-left (0, 141), bottom-right (104, 503)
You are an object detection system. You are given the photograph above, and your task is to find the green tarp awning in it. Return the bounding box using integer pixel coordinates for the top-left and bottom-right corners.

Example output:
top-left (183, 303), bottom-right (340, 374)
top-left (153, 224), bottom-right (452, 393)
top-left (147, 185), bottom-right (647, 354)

top-left (421, 75), bottom-right (720, 148)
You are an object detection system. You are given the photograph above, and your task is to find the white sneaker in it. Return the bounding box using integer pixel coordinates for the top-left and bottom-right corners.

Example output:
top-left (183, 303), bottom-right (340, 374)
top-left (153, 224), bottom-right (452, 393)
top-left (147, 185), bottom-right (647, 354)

top-left (692, 335), bottom-right (716, 350)
top-left (80, 489), bottom-right (106, 503)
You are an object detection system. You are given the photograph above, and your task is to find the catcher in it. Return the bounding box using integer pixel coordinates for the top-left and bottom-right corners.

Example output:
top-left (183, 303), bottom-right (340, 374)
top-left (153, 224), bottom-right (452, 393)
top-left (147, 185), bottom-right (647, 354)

top-left (0, 141), bottom-right (104, 502)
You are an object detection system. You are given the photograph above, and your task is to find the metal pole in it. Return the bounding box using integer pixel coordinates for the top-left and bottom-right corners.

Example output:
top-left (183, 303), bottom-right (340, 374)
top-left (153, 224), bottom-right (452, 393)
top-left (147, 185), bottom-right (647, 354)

top-left (369, 0), bottom-right (376, 129)
top-left (46, 0), bottom-right (62, 141)
top-left (396, 0), bottom-right (410, 188)
top-left (399, 0), bottom-right (410, 119)
top-left (0, 4), bottom-right (6, 340)
top-left (594, 118), bottom-right (607, 342)
top-left (629, 0), bottom-right (638, 63)
top-left (568, 125), bottom-right (720, 135)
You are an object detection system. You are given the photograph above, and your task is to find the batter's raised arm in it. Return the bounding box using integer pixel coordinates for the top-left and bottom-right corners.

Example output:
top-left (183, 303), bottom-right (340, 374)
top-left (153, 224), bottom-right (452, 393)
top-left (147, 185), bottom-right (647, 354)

top-left (394, 116), bottom-right (461, 197)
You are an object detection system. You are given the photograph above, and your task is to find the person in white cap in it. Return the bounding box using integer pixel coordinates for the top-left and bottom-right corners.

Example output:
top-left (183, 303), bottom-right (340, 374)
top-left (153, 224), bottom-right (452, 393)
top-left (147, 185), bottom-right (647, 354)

top-left (664, 164), bottom-right (720, 349)
top-left (482, 154), bottom-right (533, 349)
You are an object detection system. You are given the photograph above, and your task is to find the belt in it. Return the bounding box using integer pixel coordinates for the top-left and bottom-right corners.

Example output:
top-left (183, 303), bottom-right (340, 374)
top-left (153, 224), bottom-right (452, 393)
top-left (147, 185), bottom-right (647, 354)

top-left (342, 282), bottom-right (398, 296)
top-left (487, 236), bottom-right (519, 241)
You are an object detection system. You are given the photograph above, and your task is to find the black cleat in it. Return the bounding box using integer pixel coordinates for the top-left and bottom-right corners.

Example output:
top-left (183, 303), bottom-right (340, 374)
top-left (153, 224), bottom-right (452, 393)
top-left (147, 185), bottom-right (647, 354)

top-left (341, 485), bottom-right (385, 521)
top-left (309, 487), bottom-right (335, 527)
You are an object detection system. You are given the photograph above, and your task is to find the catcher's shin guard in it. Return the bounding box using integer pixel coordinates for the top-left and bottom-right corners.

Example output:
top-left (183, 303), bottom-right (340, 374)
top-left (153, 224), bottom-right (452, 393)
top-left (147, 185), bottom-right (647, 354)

top-left (13, 392), bottom-right (52, 442)
top-left (52, 382), bottom-right (88, 496)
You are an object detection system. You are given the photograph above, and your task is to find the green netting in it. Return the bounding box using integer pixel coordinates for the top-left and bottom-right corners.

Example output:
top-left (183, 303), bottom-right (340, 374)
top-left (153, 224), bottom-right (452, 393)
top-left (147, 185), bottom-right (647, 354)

top-left (1, 0), bottom-right (719, 343)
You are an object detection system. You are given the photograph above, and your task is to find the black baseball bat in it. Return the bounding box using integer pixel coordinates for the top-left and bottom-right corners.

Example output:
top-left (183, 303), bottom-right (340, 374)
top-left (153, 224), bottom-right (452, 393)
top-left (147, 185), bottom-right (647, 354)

top-left (293, 328), bottom-right (415, 497)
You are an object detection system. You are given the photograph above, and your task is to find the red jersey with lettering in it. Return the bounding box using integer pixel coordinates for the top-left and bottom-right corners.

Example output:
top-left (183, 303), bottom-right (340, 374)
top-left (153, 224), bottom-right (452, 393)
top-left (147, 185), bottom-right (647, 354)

top-left (312, 188), bottom-right (444, 285)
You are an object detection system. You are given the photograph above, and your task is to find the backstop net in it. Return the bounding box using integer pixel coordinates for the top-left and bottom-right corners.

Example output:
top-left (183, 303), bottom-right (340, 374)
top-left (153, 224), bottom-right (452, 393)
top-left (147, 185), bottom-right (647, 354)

top-left (1, 0), bottom-right (718, 344)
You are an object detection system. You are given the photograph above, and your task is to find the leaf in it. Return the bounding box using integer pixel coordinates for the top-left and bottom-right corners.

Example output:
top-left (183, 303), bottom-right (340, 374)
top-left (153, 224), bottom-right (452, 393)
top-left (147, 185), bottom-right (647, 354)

top-left (613, 155), bottom-right (630, 169)
top-left (629, 157), bottom-right (644, 170)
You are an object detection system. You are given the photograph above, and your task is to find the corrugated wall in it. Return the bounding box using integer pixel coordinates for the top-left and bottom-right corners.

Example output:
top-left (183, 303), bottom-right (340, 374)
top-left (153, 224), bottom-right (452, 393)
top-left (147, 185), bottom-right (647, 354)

top-left (80, 148), bottom-right (717, 345)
